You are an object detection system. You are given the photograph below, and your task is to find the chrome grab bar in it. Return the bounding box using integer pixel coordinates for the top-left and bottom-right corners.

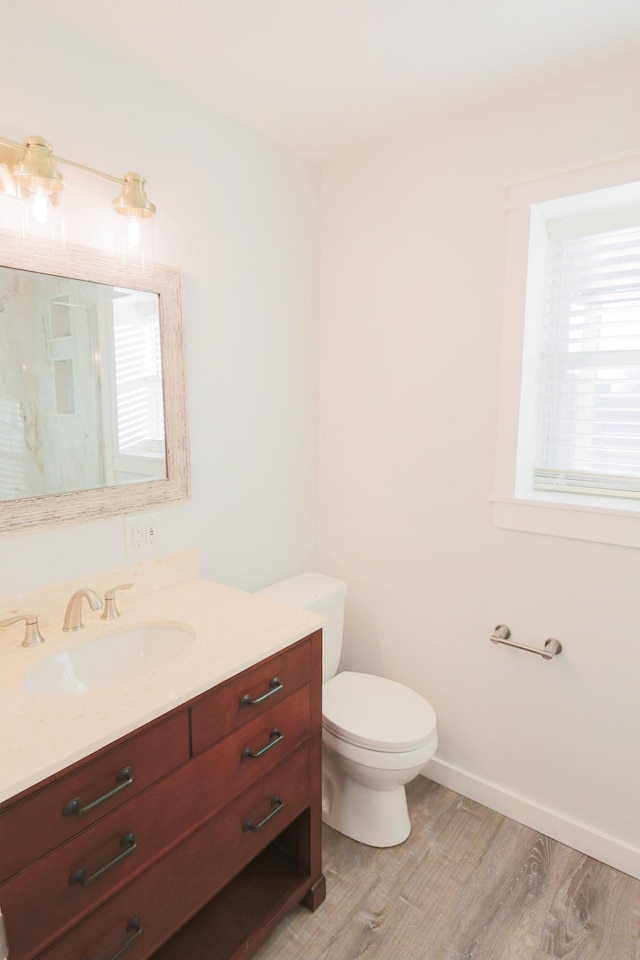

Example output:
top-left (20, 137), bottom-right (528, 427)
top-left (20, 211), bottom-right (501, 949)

top-left (490, 624), bottom-right (562, 660)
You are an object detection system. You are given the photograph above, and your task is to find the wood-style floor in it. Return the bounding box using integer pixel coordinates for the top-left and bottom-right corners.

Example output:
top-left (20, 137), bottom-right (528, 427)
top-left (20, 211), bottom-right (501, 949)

top-left (254, 777), bottom-right (640, 960)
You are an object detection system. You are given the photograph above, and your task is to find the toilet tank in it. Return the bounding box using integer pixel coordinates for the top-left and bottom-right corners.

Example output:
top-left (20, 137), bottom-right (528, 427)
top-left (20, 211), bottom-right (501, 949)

top-left (256, 573), bottom-right (347, 683)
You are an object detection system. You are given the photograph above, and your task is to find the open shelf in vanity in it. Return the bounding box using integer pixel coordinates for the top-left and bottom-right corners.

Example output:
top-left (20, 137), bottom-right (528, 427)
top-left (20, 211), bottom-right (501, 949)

top-left (154, 817), bottom-right (315, 960)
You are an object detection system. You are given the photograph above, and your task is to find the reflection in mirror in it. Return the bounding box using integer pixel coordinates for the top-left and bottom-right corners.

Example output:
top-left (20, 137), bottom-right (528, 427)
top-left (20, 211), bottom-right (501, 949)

top-left (0, 234), bottom-right (190, 535)
top-left (0, 267), bottom-right (166, 500)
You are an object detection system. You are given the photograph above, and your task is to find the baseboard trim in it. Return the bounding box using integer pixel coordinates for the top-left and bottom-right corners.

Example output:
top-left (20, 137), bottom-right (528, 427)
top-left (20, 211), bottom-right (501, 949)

top-left (425, 757), bottom-right (640, 881)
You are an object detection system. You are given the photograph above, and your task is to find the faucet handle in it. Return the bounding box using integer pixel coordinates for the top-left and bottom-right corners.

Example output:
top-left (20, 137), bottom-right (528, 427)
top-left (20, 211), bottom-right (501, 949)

top-left (0, 614), bottom-right (46, 647)
top-left (101, 583), bottom-right (134, 621)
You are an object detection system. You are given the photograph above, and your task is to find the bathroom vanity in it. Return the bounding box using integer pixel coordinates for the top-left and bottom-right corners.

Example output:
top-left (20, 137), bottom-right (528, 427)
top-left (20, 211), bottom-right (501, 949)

top-left (0, 553), bottom-right (325, 960)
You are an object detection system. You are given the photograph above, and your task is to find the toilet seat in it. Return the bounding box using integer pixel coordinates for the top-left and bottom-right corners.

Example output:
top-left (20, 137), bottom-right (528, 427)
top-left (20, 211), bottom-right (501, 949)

top-left (322, 671), bottom-right (436, 752)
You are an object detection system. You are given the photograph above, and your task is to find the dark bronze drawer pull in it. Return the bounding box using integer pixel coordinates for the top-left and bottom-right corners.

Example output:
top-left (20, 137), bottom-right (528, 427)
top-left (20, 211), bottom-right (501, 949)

top-left (241, 728), bottom-right (284, 760)
top-left (69, 832), bottom-right (137, 887)
top-left (87, 917), bottom-right (142, 960)
top-left (243, 796), bottom-right (284, 832)
top-left (63, 767), bottom-right (134, 818)
top-left (240, 677), bottom-right (283, 707)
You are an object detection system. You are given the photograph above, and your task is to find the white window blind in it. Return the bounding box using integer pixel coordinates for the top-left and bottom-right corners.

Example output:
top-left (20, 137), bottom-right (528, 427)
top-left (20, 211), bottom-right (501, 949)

top-left (0, 398), bottom-right (27, 500)
top-left (113, 309), bottom-right (165, 456)
top-left (535, 208), bottom-right (640, 498)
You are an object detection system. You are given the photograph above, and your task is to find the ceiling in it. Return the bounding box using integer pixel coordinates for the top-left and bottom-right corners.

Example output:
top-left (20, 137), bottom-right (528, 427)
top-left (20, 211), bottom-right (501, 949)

top-left (23, 0), bottom-right (640, 159)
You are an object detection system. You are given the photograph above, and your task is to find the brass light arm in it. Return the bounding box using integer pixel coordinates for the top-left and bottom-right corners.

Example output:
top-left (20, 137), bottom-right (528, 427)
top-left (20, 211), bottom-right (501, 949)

top-left (0, 135), bottom-right (26, 152)
top-left (47, 154), bottom-right (124, 186)
top-left (0, 134), bottom-right (125, 186)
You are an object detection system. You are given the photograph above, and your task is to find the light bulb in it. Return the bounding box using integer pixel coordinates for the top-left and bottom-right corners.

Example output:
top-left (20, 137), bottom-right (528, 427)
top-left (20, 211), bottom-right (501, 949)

top-left (127, 217), bottom-right (141, 248)
top-left (116, 211), bottom-right (154, 268)
top-left (21, 185), bottom-right (64, 245)
top-left (30, 189), bottom-right (51, 226)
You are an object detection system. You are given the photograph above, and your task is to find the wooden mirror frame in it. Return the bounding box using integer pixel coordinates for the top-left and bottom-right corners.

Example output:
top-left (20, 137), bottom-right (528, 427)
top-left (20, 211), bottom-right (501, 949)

top-left (0, 233), bottom-right (190, 535)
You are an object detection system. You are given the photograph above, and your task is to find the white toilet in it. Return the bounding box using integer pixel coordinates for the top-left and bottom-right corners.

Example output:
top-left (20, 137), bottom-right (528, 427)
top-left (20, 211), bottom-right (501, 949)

top-left (256, 573), bottom-right (438, 848)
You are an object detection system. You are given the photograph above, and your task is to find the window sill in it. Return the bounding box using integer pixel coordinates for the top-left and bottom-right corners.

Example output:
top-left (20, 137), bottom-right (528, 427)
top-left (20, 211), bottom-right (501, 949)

top-left (492, 496), bottom-right (640, 549)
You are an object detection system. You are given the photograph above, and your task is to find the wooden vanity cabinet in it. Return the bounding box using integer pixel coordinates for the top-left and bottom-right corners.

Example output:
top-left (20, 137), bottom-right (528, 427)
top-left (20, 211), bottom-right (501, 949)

top-left (0, 629), bottom-right (325, 960)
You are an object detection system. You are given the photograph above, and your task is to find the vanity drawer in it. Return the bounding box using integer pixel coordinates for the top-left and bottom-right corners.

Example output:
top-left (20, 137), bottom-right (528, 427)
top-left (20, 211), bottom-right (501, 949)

top-left (36, 746), bottom-right (311, 960)
top-left (0, 748), bottom-right (201, 960)
top-left (0, 710), bottom-right (189, 885)
top-left (189, 684), bottom-right (310, 816)
top-left (191, 639), bottom-right (310, 755)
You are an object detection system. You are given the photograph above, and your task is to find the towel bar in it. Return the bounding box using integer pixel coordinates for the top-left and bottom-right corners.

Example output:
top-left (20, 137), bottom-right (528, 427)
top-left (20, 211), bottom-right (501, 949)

top-left (490, 624), bottom-right (562, 660)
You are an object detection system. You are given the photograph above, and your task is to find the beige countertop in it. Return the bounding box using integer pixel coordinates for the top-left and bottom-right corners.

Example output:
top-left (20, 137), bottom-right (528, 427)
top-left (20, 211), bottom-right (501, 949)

top-left (0, 560), bottom-right (323, 805)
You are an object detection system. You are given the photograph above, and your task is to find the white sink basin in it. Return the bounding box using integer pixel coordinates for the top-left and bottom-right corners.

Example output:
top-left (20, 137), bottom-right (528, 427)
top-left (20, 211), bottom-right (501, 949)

top-left (24, 626), bottom-right (194, 696)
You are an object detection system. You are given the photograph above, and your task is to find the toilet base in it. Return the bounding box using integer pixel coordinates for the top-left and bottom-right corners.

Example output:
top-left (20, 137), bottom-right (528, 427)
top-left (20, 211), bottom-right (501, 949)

top-left (322, 759), bottom-right (411, 847)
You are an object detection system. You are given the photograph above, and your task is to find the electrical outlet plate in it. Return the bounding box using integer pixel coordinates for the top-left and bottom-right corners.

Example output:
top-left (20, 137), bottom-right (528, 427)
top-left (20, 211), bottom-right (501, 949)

top-left (124, 513), bottom-right (161, 557)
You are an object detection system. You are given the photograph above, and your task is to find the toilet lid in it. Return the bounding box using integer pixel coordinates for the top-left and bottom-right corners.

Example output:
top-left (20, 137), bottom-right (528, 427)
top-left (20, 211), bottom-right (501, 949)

top-left (322, 672), bottom-right (437, 752)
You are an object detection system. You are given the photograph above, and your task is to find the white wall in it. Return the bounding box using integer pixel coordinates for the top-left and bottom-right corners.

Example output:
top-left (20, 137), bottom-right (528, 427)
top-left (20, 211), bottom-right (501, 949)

top-left (0, 6), bottom-right (320, 594)
top-left (5, 3), bottom-right (640, 878)
top-left (319, 50), bottom-right (640, 875)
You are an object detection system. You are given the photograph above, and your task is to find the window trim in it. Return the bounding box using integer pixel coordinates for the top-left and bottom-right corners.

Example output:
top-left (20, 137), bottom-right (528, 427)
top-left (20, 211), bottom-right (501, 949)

top-left (493, 149), bottom-right (640, 548)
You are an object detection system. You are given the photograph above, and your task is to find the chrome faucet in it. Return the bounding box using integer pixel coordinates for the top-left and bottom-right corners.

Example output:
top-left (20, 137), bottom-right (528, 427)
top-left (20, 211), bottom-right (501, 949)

top-left (63, 588), bottom-right (103, 632)
top-left (0, 614), bottom-right (46, 647)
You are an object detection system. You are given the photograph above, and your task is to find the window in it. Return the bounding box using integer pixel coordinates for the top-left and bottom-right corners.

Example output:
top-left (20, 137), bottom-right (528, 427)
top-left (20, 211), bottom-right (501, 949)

top-left (493, 152), bottom-right (640, 547)
top-left (527, 196), bottom-right (640, 499)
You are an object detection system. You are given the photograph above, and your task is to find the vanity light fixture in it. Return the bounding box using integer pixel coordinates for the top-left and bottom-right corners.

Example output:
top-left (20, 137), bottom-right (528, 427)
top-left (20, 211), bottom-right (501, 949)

top-left (112, 171), bottom-right (156, 219)
top-left (12, 135), bottom-right (65, 196)
top-left (0, 133), bottom-right (156, 260)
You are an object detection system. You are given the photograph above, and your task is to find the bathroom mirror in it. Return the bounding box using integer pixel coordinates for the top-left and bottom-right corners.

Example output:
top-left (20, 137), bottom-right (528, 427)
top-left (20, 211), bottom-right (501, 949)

top-left (0, 232), bottom-right (190, 534)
